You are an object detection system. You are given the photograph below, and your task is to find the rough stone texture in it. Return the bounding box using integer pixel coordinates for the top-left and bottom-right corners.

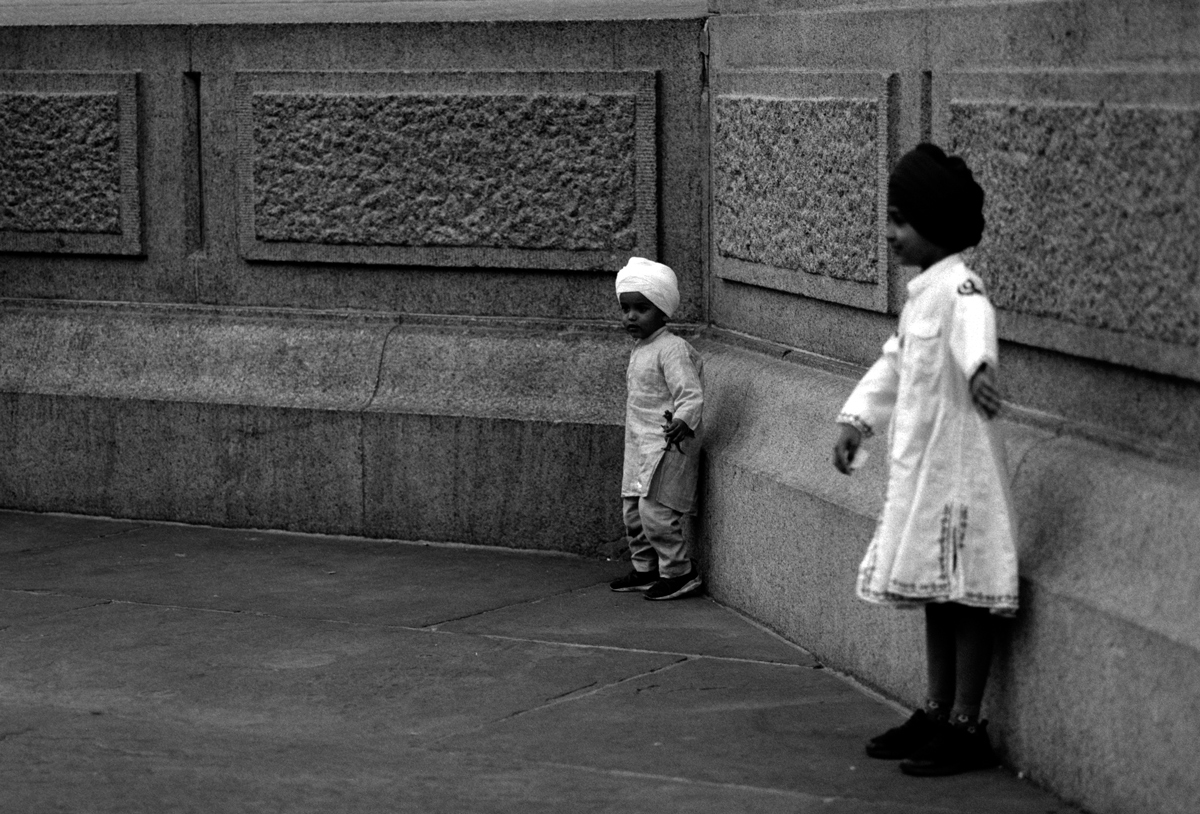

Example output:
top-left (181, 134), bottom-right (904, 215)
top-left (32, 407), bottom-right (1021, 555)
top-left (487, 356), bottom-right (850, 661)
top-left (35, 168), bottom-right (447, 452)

top-left (251, 92), bottom-right (637, 251)
top-left (0, 71), bottom-right (143, 255)
top-left (236, 68), bottom-right (660, 270)
top-left (0, 20), bottom-right (704, 319)
top-left (714, 96), bottom-right (880, 285)
top-left (950, 101), bottom-right (1200, 348)
top-left (0, 92), bottom-right (121, 233)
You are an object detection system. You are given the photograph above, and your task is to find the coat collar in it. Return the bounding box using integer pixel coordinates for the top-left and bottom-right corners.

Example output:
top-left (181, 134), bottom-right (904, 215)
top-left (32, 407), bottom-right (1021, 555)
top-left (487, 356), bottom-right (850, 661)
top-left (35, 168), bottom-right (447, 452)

top-left (906, 254), bottom-right (963, 298)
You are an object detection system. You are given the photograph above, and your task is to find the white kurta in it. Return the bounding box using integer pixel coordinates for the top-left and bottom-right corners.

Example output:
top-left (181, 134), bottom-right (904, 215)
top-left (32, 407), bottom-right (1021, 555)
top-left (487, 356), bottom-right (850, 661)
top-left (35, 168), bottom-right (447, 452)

top-left (622, 327), bottom-right (704, 514)
top-left (838, 255), bottom-right (1018, 615)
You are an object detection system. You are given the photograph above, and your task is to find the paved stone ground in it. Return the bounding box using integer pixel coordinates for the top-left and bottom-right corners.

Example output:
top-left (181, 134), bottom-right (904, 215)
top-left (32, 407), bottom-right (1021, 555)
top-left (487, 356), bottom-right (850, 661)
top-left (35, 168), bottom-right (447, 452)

top-left (0, 510), bottom-right (1081, 813)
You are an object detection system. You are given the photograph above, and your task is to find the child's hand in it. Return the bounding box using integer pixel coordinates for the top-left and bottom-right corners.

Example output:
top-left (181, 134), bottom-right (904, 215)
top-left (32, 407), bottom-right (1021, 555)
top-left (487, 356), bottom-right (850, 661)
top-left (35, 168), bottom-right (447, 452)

top-left (970, 364), bottom-right (1002, 419)
top-left (833, 424), bottom-right (863, 475)
top-left (662, 411), bottom-right (694, 452)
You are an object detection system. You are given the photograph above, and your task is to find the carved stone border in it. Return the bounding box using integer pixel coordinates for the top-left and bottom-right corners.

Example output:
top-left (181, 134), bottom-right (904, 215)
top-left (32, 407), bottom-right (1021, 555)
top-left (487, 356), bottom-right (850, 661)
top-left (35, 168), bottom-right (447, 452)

top-left (712, 70), bottom-right (897, 313)
top-left (936, 70), bottom-right (1200, 380)
top-left (0, 72), bottom-right (142, 256)
top-left (234, 71), bottom-right (658, 270)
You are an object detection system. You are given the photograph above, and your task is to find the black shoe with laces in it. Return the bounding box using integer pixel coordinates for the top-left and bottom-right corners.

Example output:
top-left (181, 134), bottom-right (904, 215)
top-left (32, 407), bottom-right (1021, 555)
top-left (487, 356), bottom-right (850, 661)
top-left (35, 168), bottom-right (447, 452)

top-left (609, 568), bottom-right (659, 592)
top-left (643, 565), bottom-right (703, 600)
top-left (899, 719), bottom-right (999, 776)
top-left (866, 709), bottom-right (944, 759)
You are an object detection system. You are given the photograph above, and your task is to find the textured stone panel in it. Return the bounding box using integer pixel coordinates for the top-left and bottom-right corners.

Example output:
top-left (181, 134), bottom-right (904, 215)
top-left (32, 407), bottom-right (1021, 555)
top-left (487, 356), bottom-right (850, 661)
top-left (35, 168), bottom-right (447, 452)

top-left (942, 71), bottom-right (1200, 379)
top-left (0, 94), bottom-right (120, 233)
top-left (236, 71), bottom-right (657, 270)
top-left (252, 93), bottom-right (635, 250)
top-left (711, 72), bottom-right (895, 312)
top-left (715, 97), bottom-right (878, 282)
top-left (0, 72), bottom-right (141, 256)
top-left (953, 105), bottom-right (1200, 343)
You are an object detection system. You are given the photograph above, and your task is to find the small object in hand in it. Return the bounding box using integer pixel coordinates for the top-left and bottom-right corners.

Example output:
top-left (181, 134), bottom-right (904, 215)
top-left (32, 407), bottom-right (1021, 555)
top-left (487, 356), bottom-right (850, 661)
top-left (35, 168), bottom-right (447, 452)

top-left (662, 410), bottom-right (683, 452)
top-left (849, 449), bottom-right (870, 472)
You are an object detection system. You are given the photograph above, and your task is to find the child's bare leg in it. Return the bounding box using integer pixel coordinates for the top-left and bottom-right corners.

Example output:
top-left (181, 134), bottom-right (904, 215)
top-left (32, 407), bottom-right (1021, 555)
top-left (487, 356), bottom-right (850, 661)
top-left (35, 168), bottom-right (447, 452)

top-left (951, 604), bottom-right (993, 724)
top-left (924, 602), bottom-right (957, 721)
top-left (926, 602), bottom-right (993, 722)
top-left (897, 603), bottom-right (999, 775)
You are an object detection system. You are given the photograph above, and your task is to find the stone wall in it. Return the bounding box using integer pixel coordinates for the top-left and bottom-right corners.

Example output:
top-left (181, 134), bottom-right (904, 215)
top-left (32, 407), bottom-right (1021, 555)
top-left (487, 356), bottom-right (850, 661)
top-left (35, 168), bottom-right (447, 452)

top-left (703, 3), bottom-right (1200, 814)
top-left (0, 17), bottom-right (707, 553)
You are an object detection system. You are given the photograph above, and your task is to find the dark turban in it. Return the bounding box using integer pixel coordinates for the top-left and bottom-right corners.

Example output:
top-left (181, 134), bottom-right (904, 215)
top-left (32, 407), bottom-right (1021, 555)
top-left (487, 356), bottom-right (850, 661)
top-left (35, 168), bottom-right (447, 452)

top-left (887, 143), bottom-right (986, 253)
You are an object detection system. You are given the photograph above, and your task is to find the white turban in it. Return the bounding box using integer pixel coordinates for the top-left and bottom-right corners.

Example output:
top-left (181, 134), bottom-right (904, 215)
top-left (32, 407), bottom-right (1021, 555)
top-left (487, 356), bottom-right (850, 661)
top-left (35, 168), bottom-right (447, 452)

top-left (615, 257), bottom-right (680, 318)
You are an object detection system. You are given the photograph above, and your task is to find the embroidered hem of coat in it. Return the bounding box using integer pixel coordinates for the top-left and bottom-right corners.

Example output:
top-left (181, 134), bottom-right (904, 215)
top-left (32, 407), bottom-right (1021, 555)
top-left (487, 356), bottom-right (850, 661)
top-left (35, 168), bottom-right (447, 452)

top-left (854, 586), bottom-right (1018, 617)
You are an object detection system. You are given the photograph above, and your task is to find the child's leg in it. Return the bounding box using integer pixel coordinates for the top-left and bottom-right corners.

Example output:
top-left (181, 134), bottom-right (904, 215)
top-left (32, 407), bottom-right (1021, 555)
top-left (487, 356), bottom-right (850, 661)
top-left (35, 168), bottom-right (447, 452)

top-left (637, 496), bottom-right (692, 578)
top-left (924, 602), bottom-right (957, 721)
top-left (950, 604), bottom-right (993, 724)
top-left (622, 497), bottom-right (658, 574)
top-left (925, 602), bottom-right (993, 721)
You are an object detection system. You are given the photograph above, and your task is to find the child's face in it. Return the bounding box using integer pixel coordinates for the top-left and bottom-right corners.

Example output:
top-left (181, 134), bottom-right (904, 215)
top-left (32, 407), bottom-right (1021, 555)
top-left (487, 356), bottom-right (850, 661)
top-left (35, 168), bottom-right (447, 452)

top-left (618, 291), bottom-right (667, 340)
top-left (886, 206), bottom-right (950, 270)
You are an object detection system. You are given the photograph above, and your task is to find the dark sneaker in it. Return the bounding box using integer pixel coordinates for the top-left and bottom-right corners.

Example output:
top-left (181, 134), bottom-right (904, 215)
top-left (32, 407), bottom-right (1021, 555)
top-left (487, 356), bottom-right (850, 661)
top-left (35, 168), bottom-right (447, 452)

top-left (643, 565), bottom-right (703, 601)
top-left (899, 720), bottom-right (999, 776)
top-left (610, 569), bottom-right (659, 592)
top-left (866, 709), bottom-right (944, 759)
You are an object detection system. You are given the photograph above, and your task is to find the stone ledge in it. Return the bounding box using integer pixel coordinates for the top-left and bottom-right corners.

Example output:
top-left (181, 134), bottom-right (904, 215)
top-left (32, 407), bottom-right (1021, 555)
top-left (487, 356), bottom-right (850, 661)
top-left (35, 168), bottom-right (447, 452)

top-left (0, 0), bottom-right (711, 27)
top-left (0, 302), bottom-right (634, 552)
top-left (0, 300), bottom-right (631, 423)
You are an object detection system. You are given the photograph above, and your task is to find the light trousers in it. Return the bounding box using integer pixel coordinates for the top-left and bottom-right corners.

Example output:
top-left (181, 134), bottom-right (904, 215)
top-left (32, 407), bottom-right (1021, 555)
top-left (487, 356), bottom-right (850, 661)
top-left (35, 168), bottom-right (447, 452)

top-left (622, 495), bottom-right (692, 578)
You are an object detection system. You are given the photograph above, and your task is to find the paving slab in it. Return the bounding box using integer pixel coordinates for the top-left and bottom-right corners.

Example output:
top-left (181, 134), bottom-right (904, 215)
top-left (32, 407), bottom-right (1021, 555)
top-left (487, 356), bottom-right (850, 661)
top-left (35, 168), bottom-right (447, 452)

top-left (438, 582), bottom-right (817, 665)
top-left (0, 511), bottom-right (1080, 813)
top-left (0, 511), bottom-right (148, 554)
top-left (0, 518), bottom-right (620, 627)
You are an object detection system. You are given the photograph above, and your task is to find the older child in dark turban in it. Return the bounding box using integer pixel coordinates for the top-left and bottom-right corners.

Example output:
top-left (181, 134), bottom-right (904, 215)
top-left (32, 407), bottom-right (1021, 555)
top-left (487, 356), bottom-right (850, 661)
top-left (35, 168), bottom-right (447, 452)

top-left (832, 144), bottom-right (1017, 776)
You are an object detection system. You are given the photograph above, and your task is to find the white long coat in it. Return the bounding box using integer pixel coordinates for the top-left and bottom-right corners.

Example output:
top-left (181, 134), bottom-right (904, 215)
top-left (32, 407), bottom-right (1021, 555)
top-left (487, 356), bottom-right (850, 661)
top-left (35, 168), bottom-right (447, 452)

top-left (838, 255), bottom-right (1018, 615)
top-left (622, 327), bottom-right (703, 514)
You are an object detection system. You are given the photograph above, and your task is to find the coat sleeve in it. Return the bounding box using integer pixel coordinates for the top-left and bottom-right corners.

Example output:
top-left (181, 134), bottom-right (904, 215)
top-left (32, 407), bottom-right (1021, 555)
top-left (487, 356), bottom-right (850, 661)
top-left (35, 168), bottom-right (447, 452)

top-left (837, 334), bottom-right (900, 437)
top-left (661, 344), bottom-right (703, 431)
top-left (949, 282), bottom-right (998, 378)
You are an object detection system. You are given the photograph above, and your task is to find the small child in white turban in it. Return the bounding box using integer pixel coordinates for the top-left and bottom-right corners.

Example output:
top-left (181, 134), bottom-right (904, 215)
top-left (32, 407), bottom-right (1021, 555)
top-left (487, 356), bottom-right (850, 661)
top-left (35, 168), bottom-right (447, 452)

top-left (610, 257), bottom-right (704, 601)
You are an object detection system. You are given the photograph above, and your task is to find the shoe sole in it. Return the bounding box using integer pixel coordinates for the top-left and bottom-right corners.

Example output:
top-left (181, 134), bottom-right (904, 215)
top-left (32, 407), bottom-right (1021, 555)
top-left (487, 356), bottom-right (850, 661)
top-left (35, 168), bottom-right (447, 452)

top-left (899, 757), bottom-right (998, 776)
top-left (610, 583), bottom-right (656, 592)
top-left (643, 576), bottom-right (703, 601)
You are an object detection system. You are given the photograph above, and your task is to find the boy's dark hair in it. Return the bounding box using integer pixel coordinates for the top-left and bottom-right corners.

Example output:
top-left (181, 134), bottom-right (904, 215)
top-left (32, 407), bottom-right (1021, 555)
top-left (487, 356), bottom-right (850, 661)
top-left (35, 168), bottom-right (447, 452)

top-left (888, 143), bottom-right (986, 253)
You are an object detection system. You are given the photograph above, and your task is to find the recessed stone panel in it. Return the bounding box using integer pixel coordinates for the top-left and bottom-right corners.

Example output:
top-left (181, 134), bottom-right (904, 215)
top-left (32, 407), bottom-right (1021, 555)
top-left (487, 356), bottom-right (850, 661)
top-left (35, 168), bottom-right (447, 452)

top-left (0, 72), bottom-right (142, 256)
top-left (235, 71), bottom-right (657, 270)
top-left (713, 71), bottom-right (896, 312)
top-left (941, 71), bottom-right (1200, 380)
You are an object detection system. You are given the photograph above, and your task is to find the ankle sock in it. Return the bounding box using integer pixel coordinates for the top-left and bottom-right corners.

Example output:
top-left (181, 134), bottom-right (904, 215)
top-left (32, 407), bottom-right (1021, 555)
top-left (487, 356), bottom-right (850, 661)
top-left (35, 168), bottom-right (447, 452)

top-left (923, 699), bottom-right (951, 722)
top-left (950, 708), bottom-right (980, 728)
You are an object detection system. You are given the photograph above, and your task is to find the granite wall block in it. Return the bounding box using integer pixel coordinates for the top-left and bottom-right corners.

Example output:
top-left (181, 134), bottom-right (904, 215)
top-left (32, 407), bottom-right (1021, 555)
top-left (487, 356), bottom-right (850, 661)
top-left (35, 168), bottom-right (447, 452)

top-left (235, 70), bottom-right (658, 270)
top-left (943, 69), bottom-right (1200, 380)
top-left (0, 394), bottom-right (366, 534)
top-left (0, 71), bottom-right (142, 255)
top-left (362, 414), bottom-right (624, 554)
top-left (712, 70), bottom-right (897, 313)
